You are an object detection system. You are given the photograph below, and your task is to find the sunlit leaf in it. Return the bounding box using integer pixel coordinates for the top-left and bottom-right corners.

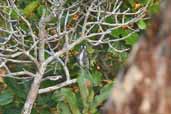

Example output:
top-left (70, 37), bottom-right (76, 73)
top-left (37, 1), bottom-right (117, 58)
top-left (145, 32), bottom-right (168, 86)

top-left (137, 20), bottom-right (147, 30)
top-left (111, 28), bottom-right (124, 38)
top-left (125, 32), bottom-right (139, 45)
top-left (23, 1), bottom-right (39, 17)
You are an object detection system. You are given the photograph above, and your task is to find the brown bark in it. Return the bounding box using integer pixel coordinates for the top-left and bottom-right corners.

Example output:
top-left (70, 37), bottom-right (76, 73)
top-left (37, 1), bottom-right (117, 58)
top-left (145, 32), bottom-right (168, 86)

top-left (103, 1), bottom-right (171, 114)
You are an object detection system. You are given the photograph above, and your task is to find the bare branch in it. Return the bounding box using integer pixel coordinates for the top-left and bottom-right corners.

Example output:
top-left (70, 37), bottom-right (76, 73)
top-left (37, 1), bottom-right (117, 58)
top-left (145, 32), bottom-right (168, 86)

top-left (39, 79), bottom-right (77, 94)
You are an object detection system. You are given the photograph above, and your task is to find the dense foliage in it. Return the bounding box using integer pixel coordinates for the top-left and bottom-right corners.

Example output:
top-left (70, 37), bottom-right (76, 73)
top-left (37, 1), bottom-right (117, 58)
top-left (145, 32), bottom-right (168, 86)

top-left (0, 0), bottom-right (159, 114)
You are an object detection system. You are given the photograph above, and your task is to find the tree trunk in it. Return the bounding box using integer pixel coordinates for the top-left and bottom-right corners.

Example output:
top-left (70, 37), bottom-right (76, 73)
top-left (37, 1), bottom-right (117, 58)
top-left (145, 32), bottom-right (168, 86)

top-left (21, 70), bottom-right (44, 114)
top-left (103, 1), bottom-right (171, 114)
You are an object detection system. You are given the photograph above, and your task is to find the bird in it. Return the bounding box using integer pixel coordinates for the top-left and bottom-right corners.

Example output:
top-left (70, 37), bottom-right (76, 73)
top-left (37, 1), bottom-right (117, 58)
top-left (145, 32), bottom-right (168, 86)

top-left (77, 45), bottom-right (89, 69)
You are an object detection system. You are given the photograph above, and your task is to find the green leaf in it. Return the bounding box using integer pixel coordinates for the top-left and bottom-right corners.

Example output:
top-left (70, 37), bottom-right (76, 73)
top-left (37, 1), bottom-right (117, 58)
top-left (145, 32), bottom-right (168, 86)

top-left (119, 51), bottom-right (129, 62)
top-left (57, 102), bottom-right (72, 114)
top-left (31, 108), bottom-right (39, 114)
top-left (87, 88), bottom-right (94, 104)
top-left (137, 20), bottom-right (147, 30)
top-left (94, 83), bottom-right (113, 107)
top-left (111, 28), bottom-right (124, 38)
top-left (0, 90), bottom-right (13, 106)
top-left (23, 1), bottom-right (39, 17)
top-left (11, 9), bottom-right (19, 19)
top-left (105, 16), bottom-right (114, 24)
top-left (125, 32), bottom-right (139, 45)
top-left (39, 108), bottom-right (51, 114)
top-left (52, 90), bottom-right (64, 103)
top-left (61, 88), bottom-right (80, 114)
top-left (37, 95), bottom-right (52, 106)
top-left (148, 3), bottom-right (160, 14)
top-left (3, 107), bottom-right (21, 114)
top-left (140, 0), bottom-right (148, 5)
top-left (54, 88), bottom-right (80, 114)
top-left (111, 28), bottom-right (139, 45)
top-left (37, 5), bottom-right (47, 17)
top-left (91, 71), bottom-right (102, 86)
top-left (4, 78), bottom-right (27, 99)
top-left (77, 69), bottom-right (90, 107)
top-left (128, 0), bottom-right (135, 7)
